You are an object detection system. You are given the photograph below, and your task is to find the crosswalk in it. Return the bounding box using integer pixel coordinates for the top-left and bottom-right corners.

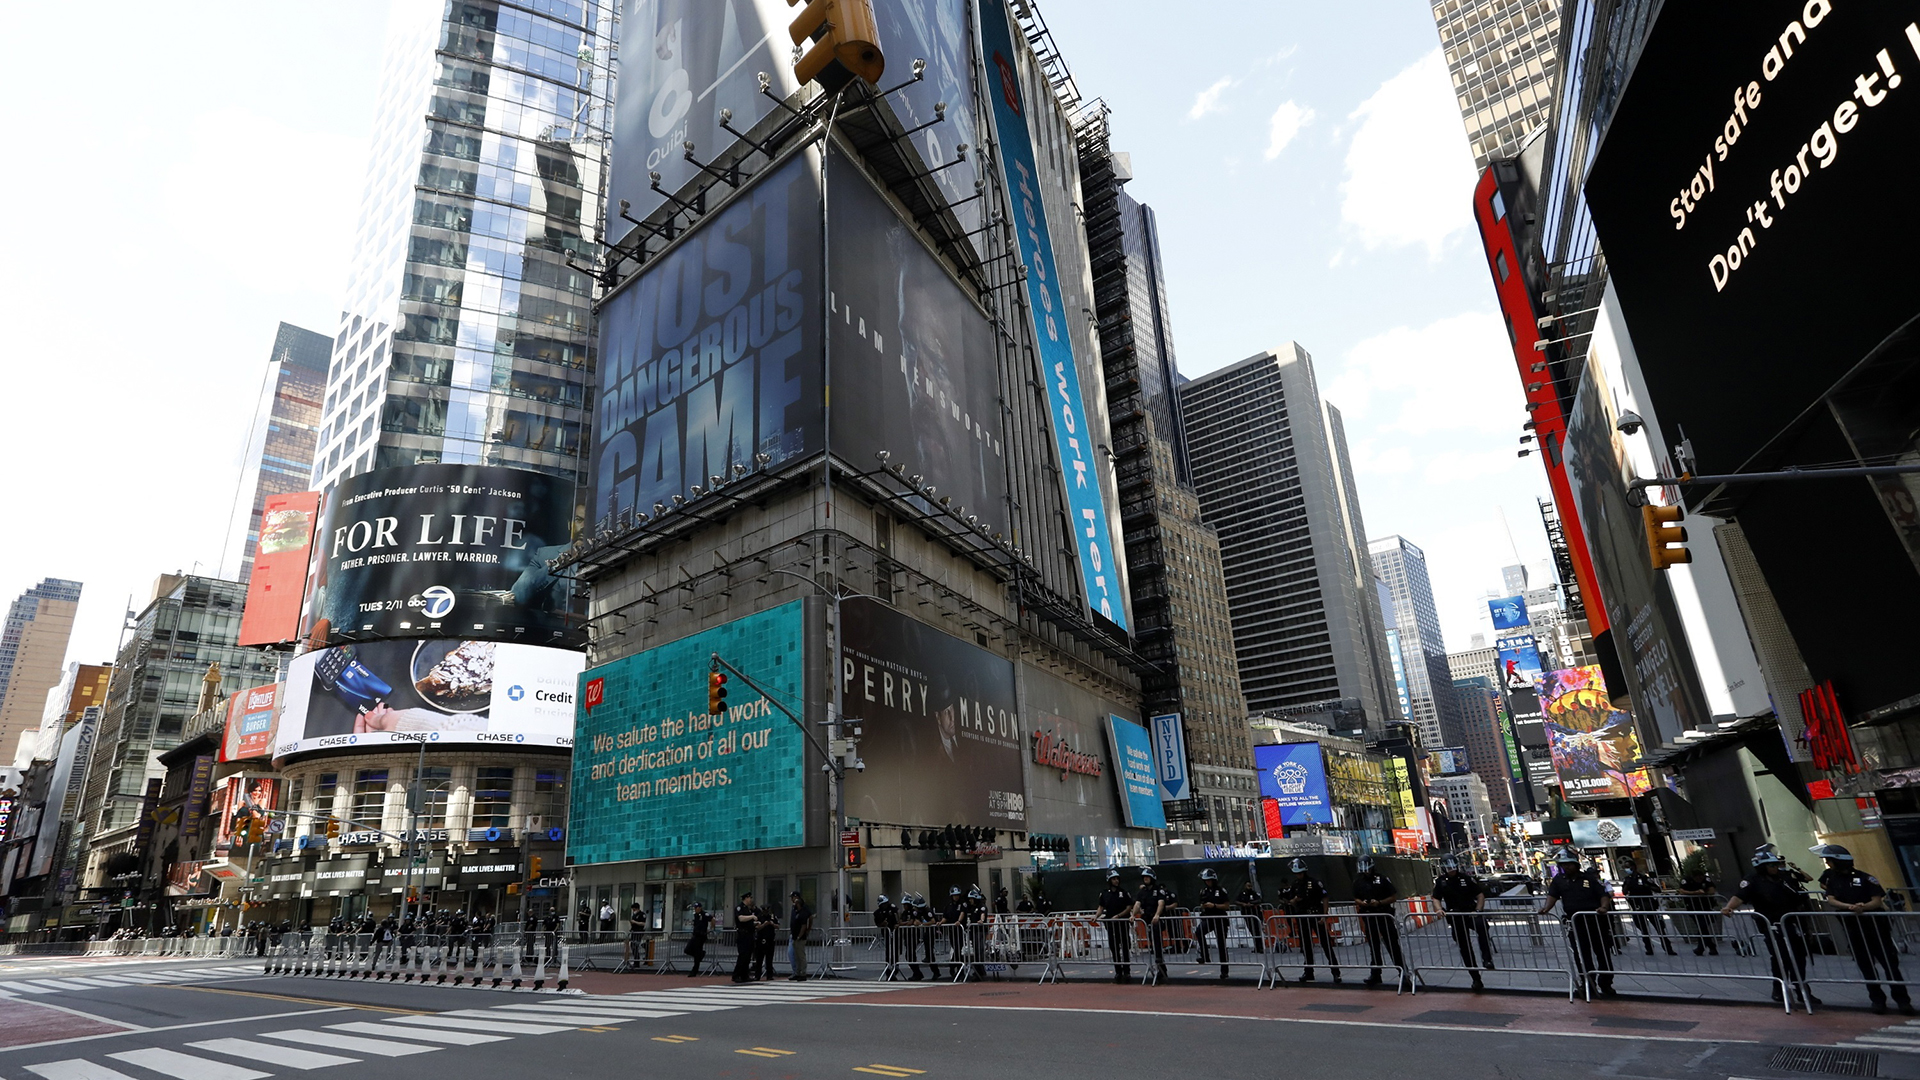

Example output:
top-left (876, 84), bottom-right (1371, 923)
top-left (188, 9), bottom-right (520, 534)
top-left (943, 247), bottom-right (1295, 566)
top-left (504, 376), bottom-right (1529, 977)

top-left (10, 979), bottom-right (924, 1079)
top-left (1838, 1017), bottom-right (1920, 1054)
top-left (0, 966), bottom-right (263, 998)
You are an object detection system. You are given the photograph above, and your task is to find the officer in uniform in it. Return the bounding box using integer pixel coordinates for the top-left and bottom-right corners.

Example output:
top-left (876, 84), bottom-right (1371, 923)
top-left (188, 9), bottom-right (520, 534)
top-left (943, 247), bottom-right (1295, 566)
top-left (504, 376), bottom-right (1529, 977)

top-left (1351, 854), bottom-right (1406, 988)
top-left (1541, 849), bottom-right (1616, 997)
top-left (1194, 869), bottom-right (1234, 978)
top-left (1098, 870), bottom-right (1136, 984)
top-left (753, 902), bottom-right (779, 981)
top-left (731, 891), bottom-right (758, 983)
top-left (1283, 858), bottom-right (1341, 983)
top-left (1434, 856), bottom-right (1494, 990)
top-left (916, 893), bottom-right (939, 978)
top-left (1137, 868), bottom-right (1175, 983)
top-left (1235, 877), bottom-right (1266, 954)
top-left (1816, 844), bottom-right (1913, 1015)
top-left (940, 887), bottom-right (967, 981)
top-left (874, 894), bottom-right (901, 980)
top-left (1620, 865), bottom-right (1677, 956)
top-left (962, 886), bottom-right (989, 974)
top-left (1722, 847), bottom-right (1819, 1005)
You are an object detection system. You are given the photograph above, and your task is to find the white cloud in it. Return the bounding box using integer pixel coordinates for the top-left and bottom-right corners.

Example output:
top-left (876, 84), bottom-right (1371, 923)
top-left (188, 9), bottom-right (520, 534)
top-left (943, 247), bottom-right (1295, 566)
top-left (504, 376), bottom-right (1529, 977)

top-left (1263, 100), bottom-right (1313, 159)
top-left (1189, 76), bottom-right (1234, 119)
top-left (1325, 311), bottom-right (1521, 437)
top-left (1339, 49), bottom-right (1477, 258)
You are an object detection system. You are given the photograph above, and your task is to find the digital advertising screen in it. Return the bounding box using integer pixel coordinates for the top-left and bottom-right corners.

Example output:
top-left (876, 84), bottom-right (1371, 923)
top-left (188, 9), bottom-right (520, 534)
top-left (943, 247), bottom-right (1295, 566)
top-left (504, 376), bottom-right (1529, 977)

top-left (219, 684), bottom-right (281, 762)
top-left (1497, 632), bottom-right (1548, 748)
top-left (306, 463), bottom-right (581, 647)
top-left (275, 640), bottom-right (583, 757)
top-left (841, 599), bottom-right (1025, 829)
top-left (1543, 665), bottom-right (1653, 801)
top-left (569, 601), bottom-right (812, 865)
top-left (1487, 595), bottom-right (1530, 632)
top-left (1104, 715), bottom-right (1166, 830)
top-left (1569, 815), bottom-right (1644, 850)
top-left (1256, 742), bottom-right (1333, 827)
top-left (1433, 746), bottom-right (1471, 777)
top-left (238, 490), bottom-right (320, 646)
top-left (212, 776), bottom-right (279, 852)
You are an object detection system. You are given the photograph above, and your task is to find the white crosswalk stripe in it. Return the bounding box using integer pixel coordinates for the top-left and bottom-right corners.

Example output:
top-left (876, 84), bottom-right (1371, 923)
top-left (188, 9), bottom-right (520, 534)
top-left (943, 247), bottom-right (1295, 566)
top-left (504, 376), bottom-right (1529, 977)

top-left (186, 1038), bottom-right (360, 1069)
top-left (25, 1061), bottom-right (144, 1080)
top-left (327, 1021), bottom-right (509, 1045)
top-left (384, 1014), bottom-right (575, 1036)
top-left (258, 1029), bottom-right (439, 1057)
top-left (108, 1047), bottom-right (272, 1080)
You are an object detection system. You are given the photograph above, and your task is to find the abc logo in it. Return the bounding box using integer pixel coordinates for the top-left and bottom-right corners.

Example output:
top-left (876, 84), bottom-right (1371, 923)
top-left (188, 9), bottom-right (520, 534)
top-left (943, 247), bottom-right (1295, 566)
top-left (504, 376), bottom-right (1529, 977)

top-left (421, 585), bottom-right (456, 618)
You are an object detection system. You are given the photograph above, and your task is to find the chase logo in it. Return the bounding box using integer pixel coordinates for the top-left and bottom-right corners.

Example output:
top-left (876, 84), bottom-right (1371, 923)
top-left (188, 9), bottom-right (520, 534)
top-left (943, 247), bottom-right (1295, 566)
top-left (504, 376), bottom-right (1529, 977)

top-left (421, 585), bottom-right (456, 618)
top-left (508, 685), bottom-right (525, 702)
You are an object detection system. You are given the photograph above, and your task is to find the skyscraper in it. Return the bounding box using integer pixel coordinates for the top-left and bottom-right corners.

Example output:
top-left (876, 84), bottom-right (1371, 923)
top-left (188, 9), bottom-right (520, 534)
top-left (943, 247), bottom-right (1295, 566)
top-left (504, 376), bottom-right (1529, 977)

top-left (1453, 675), bottom-right (1516, 817)
top-left (1431, 0), bottom-right (1561, 169)
top-left (0, 579), bottom-right (82, 765)
top-left (1180, 346), bottom-right (1396, 733)
top-left (1370, 536), bottom-right (1463, 750)
top-left (236, 323), bottom-right (330, 583)
top-left (1077, 118), bottom-right (1256, 842)
top-left (307, 0), bottom-right (611, 493)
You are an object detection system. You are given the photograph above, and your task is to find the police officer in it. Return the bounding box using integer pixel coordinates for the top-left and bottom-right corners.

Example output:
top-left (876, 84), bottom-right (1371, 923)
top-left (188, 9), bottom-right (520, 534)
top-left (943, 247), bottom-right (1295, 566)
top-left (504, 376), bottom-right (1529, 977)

top-left (962, 886), bottom-right (989, 974)
top-left (875, 894), bottom-right (901, 980)
top-left (1722, 848), bottom-right (1818, 1005)
top-left (916, 893), bottom-right (939, 978)
top-left (1283, 858), bottom-right (1341, 983)
top-left (1136, 868), bottom-right (1175, 983)
top-left (1620, 865), bottom-right (1677, 956)
top-left (731, 891), bottom-right (758, 983)
top-left (753, 901), bottom-right (779, 981)
top-left (685, 902), bottom-right (712, 977)
top-left (1541, 849), bottom-right (1616, 998)
top-left (1099, 870), bottom-right (1136, 984)
top-left (1196, 869), bottom-right (1233, 979)
top-left (940, 887), bottom-right (967, 981)
top-left (1235, 877), bottom-right (1266, 954)
top-left (1434, 856), bottom-right (1494, 989)
top-left (1351, 854), bottom-right (1406, 988)
top-left (1816, 844), bottom-right (1912, 1015)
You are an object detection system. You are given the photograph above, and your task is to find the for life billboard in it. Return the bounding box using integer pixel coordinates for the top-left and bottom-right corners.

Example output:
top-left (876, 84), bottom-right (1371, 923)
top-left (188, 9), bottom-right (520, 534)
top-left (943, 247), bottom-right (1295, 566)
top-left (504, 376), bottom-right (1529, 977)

top-left (1104, 715), bottom-right (1166, 830)
top-left (237, 490), bottom-right (320, 646)
top-left (1256, 742), bottom-right (1334, 827)
top-left (1543, 666), bottom-right (1653, 801)
top-left (569, 601), bottom-right (813, 864)
top-left (840, 599), bottom-right (1025, 829)
top-left (275, 640), bottom-right (583, 758)
top-left (1584, 1), bottom-right (1920, 479)
top-left (219, 684), bottom-right (281, 762)
top-left (305, 464), bottom-right (581, 647)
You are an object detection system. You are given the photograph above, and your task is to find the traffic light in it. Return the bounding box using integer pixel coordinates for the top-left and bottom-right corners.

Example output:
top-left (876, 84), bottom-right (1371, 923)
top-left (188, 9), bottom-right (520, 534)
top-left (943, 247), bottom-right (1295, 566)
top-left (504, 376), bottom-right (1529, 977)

top-left (326, 817), bottom-right (342, 839)
top-left (787, 0), bottom-right (885, 88)
top-left (708, 670), bottom-right (728, 716)
top-left (1642, 503), bottom-right (1692, 569)
top-left (845, 845), bottom-right (864, 869)
top-left (244, 813), bottom-right (266, 845)
top-left (507, 883), bottom-right (521, 895)
top-left (529, 856), bottom-right (543, 883)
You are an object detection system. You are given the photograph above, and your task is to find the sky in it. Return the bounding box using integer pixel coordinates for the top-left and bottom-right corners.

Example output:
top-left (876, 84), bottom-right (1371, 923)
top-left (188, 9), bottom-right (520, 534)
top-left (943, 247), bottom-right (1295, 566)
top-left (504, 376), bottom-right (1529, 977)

top-left (0, 0), bottom-right (1548, 673)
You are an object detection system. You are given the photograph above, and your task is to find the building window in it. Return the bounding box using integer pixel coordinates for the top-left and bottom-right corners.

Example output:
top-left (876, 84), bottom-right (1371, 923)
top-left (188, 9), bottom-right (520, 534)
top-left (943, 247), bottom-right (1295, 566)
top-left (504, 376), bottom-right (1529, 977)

top-left (1489, 188), bottom-right (1507, 221)
top-left (315, 772), bottom-right (339, 818)
top-left (531, 767), bottom-right (566, 828)
top-left (415, 765), bottom-right (452, 829)
top-left (1494, 251), bottom-right (1510, 282)
top-left (351, 768), bottom-right (389, 827)
top-left (473, 766), bottom-right (514, 829)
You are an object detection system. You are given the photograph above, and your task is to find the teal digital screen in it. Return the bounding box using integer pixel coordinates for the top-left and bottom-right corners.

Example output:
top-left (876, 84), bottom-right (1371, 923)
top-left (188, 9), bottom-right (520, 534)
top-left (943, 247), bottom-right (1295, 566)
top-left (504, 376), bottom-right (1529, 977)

top-left (569, 601), bottom-right (808, 864)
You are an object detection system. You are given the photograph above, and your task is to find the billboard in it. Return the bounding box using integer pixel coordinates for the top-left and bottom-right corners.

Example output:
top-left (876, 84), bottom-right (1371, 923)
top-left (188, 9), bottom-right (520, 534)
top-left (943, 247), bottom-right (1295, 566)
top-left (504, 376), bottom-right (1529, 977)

top-left (1584, 1), bottom-right (1920, 479)
top-left (570, 601), bottom-right (811, 864)
top-left (306, 464), bottom-right (580, 647)
top-left (212, 776), bottom-right (279, 852)
top-left (978, 0), bottom-right (1126, 631)
top-left (1151, 713), bottom-right (1191, 802)
top-left (1385, 628), bottom-right (1411, 721)
top-left (1104, 715), bottom-right (1166, 830)
top-left (1488, 595), bottom-right (1529, 632)
top-left (1569, 815), bottom-right (1644, 850)
top-left (275, 640), bottom-right (584, 757)
top-left (237, 490), bottom-right (320, 645)
top-left (1496, 633), bottom-right (1548, 748)
top-left (1256, 743), bottom-right (1334, 827)
top-left (1020, 664), bottom-right (1129, 834)
top-left (30, 706), bottom-right (98, 878)
top-left (1434, 746), bottom-right (1471, 777)
top-left (828, 147), bottom-right (1007, 530)
top-left (219, 684), bottom-right (281, 762)
top-left (1543, 666), bottom-right (1653, 801)
top-left (593, 150), bottom-right (824, 528)
top-left (841, 599), bottom-right (1024, 828)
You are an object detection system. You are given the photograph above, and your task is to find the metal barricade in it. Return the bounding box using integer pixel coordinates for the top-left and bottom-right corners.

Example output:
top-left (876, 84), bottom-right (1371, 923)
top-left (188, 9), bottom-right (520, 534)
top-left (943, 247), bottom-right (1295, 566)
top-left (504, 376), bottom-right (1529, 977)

top-left (1571, 908), bottom-right (1790, 1009)
top-left (1260, 912), bottom-right (1359, 988)
top-left (1784, 910), bottom-right (1920, 1012)
top-left (1046, 915), bottom-right (1139, 984)
top-left (1400, 909), bottom-right (1570, 998)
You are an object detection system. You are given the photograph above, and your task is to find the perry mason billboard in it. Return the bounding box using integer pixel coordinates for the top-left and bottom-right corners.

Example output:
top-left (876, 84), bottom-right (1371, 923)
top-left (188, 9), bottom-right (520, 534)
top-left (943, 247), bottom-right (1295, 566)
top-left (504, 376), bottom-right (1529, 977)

top-left (1584, 2), bottom-right (1920, 476)
top-left (305, 463), bottom-right (581, 647)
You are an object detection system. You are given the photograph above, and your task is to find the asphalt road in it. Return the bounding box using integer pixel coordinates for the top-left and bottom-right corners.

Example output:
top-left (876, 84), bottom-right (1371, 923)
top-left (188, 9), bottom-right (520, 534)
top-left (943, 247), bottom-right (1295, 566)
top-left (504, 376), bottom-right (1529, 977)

top-left (2, 955), bottom-right (1918, 1080)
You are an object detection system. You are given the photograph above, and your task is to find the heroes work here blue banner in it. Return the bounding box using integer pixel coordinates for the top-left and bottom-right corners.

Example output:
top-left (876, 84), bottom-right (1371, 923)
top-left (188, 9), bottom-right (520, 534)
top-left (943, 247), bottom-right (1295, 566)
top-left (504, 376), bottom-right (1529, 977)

top-left (978, 0), bottom-right (1125, 632)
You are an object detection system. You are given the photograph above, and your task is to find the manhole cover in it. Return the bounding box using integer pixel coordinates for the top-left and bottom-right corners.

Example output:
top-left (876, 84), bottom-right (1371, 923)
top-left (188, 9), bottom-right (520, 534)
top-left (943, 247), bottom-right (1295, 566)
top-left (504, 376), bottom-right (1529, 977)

top-left (1767, 1046), bottom-right (1878, 1077)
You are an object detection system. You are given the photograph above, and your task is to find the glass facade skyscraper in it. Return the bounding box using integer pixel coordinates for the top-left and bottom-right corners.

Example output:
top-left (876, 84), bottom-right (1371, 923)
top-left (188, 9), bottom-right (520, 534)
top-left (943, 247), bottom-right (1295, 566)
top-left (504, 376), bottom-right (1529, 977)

top-left (1369, 535), bottom-right (1463, 751)
top-left (0, 578), bottom-right (83, 764)
top-left (237, 323), bottom-right (330, 583)
top-left (308, 0), bottom-right (611, 494)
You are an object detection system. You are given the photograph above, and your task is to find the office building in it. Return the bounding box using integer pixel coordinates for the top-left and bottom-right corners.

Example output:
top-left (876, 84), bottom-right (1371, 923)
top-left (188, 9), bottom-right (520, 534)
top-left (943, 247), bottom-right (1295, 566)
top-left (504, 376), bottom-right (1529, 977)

top-left (1077, 115), bottom-right (1256, 844)
top-left (1431, 0), bottom-right (1561, 169)
top-left (10, 662), bottom-right (110, 769)
top-left (1180, 345), bottom-right (1396, 733)
top-left (1453, 675), bottom-right (1516, 817)
top-left (1370, 536), bottom-right (1462, 750)
top-left (0, 579), bottom-right (82, 766)
top-left (307, 0), bottom-right (611, 494)
top-left (1429, 771), bottom-right (1494, 846)
top-left (237, 323), bottom-right (331, 582)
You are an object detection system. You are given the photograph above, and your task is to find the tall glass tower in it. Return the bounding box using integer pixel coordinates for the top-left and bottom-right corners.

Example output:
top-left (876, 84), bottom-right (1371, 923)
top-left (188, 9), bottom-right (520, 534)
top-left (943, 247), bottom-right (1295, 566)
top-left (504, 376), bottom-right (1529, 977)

top-left (237, 323), bottom-right (330, 583)
top-left (308, 0), bottom-right (612, 494)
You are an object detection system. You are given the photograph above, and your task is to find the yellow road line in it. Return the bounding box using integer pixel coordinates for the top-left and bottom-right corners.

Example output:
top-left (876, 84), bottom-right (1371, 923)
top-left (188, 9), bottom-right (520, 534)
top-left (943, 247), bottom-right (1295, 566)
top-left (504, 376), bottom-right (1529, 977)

top-left (736, 1047), bottom-right (796, 1057)
top-left (157, 985), bottom-right (428, 1015)
top-left (652, 1036), bottom-right (700, 1043)
top-left (867, 1068), bottom-right (923, 1076)
top-left (854, 1068), bottom-right (924, 1077)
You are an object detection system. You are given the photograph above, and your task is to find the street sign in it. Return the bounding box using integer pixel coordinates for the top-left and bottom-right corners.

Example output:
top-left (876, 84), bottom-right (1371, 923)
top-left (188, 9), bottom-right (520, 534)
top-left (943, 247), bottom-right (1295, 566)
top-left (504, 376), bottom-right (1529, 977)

top-left (840, 830), bottom-right (860, 847)
top-left (1670, 828), bottom-right (1716, 842)
top-left (1151, 713), bottom-right (1190, 802)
